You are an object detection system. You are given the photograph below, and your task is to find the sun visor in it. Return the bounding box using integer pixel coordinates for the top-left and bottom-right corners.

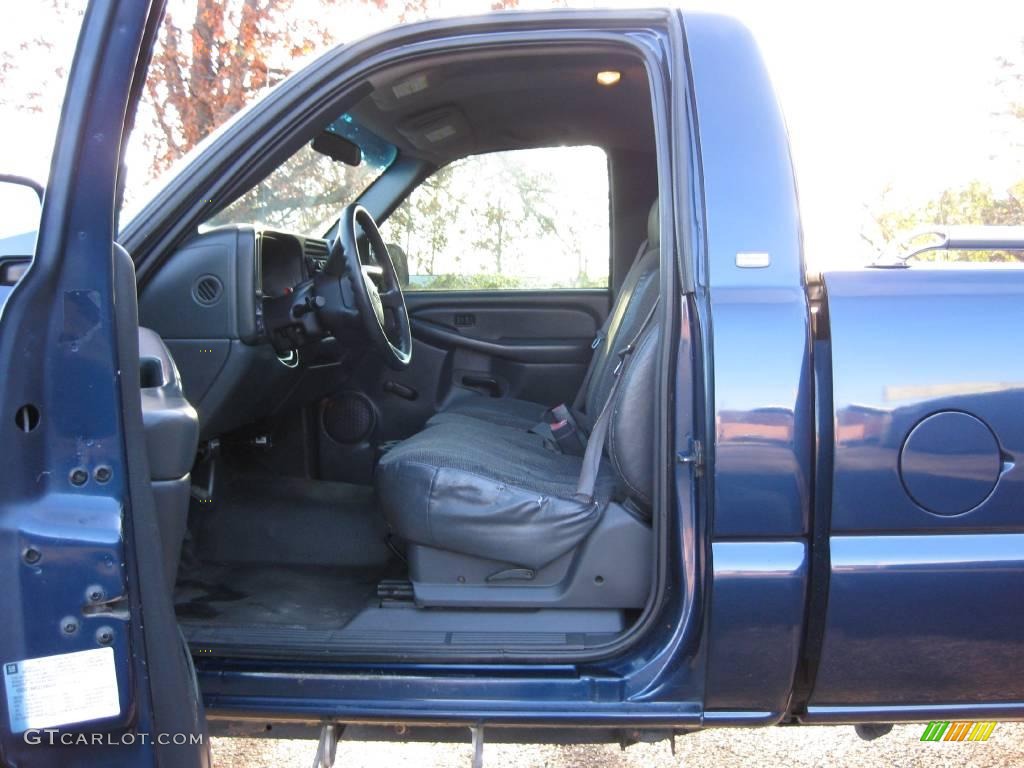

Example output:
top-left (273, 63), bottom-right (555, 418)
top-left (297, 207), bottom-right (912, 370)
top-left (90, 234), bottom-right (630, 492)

top-left (395, 106), bottom-right (471, 152)
top-left (370, 71), bottom-right (435, 111)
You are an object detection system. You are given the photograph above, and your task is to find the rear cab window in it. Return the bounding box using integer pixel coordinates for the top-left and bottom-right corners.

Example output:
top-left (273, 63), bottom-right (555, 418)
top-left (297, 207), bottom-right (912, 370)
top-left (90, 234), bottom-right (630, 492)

top-left (381, 145), bottom-right (610, 290)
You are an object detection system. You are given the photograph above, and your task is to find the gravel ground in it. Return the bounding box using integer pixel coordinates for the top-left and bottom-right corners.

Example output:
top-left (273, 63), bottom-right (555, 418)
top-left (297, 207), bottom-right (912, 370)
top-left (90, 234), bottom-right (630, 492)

top-left (211, 722), bottom-right (1024, 767)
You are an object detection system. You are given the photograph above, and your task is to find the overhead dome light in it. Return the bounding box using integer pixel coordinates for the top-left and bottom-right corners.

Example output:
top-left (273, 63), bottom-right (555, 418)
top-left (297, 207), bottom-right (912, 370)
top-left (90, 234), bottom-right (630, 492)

top-left (596, 70), bottom-right (621, 86)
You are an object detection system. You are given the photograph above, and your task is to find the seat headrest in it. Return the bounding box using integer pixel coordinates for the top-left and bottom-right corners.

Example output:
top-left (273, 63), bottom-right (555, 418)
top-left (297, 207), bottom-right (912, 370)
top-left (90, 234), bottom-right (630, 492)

top-left (647, 198), bottom-right (659, 248)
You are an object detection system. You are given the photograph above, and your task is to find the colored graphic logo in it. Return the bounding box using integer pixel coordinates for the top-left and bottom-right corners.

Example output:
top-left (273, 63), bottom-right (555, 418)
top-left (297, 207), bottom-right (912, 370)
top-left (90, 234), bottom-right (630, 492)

top-left (920, 721), bottom-right (997, 742)
top-left (4, 663), bottom-right (16, 675)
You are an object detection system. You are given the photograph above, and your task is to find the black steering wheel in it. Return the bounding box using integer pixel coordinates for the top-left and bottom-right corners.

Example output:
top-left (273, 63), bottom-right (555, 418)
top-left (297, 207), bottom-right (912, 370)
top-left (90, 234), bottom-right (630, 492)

top-left (320, 204), bottom-right (411, 370)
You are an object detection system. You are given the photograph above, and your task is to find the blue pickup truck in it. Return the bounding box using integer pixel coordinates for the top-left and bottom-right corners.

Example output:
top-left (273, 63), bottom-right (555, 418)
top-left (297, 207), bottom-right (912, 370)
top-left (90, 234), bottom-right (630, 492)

top-left (2, 3), bottom-right (1022, 766)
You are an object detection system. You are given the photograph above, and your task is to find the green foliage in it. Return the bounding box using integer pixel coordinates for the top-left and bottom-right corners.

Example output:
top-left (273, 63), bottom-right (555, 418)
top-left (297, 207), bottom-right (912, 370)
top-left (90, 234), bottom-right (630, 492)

top-left (408, 270), bottom-right (609, 292)
top-left (865, 38), bottom-right (1024, 263)
top-left (205, 143), bottom-right (384, 235)
top-left (412, 273), bottom-right (525, 290)
top-left (996, 38), bottom-right (1024, 151)
top-left (380, 147), bottom-right (609, 289)
top-left (385, 165), bottom-right (461, 275)
top-left (868, 180), bottom-right (1024, 262)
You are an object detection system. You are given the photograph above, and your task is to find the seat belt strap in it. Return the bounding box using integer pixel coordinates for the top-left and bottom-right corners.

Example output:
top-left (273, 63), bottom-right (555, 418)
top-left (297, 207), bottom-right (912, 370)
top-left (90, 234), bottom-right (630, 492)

top-left (572, 238), bottom-right (649, 414)
top-left (574, 299), bottom-right (659, 503)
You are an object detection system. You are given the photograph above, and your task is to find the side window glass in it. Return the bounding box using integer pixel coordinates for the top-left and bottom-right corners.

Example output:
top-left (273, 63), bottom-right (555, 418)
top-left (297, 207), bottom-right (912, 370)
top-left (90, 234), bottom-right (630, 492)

top-left (381, 146), bottom-right (610, 290)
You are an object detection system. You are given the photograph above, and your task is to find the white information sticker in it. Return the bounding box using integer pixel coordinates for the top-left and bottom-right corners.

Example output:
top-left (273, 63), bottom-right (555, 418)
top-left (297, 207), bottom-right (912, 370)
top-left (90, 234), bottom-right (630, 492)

top-left (4, 647), bottom-right (120, 733)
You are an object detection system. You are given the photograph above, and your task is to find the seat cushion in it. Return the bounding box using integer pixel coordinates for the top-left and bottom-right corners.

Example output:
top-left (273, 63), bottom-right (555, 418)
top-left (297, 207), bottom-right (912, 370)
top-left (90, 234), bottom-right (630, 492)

top-left (377, 416), bottom-right (616, 570)
top-left (428, 395), bottom-right (548, 431)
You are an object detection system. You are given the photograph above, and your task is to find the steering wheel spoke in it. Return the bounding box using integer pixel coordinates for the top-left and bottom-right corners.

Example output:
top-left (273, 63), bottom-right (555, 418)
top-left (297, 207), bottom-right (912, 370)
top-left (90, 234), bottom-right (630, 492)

top-left (320, 204), bottom-right (412, 370)
top-left (379, 286), bottom-right (404, 308)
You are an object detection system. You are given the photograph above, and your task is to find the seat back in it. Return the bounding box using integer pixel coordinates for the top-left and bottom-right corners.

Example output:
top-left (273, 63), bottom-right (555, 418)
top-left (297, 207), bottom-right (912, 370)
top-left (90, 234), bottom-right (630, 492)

top-left (607, 321), bottom-right (660, 507)
top-left (575, 200), bottom-right (660, 429)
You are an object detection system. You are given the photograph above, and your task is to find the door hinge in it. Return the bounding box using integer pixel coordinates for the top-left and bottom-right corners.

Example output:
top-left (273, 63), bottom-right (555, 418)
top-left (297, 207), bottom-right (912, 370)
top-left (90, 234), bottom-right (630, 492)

top-left (676, 439), bottom-right (704, 476)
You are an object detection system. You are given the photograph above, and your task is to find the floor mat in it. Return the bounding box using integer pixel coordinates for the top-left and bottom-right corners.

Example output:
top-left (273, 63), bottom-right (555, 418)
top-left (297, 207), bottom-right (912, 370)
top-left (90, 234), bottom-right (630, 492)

top-left (195, 472), bottom-right (393, 570)
top-left (175, 563), bottom-right (383, 628)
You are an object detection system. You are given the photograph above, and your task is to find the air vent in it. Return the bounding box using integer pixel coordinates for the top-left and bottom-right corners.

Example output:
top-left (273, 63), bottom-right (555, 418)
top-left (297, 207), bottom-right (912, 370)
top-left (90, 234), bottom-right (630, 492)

top-left (192, 274), bottom-right (223, 305)
top-left (304, 239), bottom-right (329, 271)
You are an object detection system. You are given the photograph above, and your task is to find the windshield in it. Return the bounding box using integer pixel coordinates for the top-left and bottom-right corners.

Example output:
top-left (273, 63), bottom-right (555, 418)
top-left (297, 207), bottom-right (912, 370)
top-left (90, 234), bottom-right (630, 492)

top-left (202, 114), bottom-right (396, 237)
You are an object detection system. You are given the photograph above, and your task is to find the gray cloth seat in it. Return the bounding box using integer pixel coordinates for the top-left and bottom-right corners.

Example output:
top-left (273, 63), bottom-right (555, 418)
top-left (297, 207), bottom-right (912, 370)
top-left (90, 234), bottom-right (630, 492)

top-left (431, 198), bottom-right (661, 434)
top-left (376, 199), bottom-right (661, 584)
top-left (377, 414), bottom-right (619, 569)
top-left (430, 395), bottom-right (548, 431)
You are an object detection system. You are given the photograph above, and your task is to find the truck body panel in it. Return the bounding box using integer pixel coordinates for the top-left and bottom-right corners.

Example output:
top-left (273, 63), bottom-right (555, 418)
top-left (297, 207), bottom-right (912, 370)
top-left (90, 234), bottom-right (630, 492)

top-left (808, 268), bottom-right (1024, 712)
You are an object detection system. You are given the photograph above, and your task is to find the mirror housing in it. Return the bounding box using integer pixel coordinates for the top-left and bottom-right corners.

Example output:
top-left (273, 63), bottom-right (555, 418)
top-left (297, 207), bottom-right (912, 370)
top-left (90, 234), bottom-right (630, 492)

top-left (311, 132), bottom-right (362, 166)
top-left (0, 174), bottom-right (44, 261)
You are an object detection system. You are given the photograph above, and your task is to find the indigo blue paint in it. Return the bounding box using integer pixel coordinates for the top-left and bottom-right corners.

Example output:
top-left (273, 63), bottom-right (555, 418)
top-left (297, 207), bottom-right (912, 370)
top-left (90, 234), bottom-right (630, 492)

top-left (180, 14), bottom-right (1024, 730)
top-left (14, 0), bottom-right (1024, 744)
top-left (0, 1), bottom-right (165, 765)
top-left (899, 411), bottom-right (1002, 515)
top-left (826, 268), bottom-right (1024, 532)
top-left (810, 534), bottom-right (1024, 706)
top-left (813, 264), bottom-right (1024, 713)
top-left (684, 15), bottom-right (812, 538)
top-left (682, 14), bottom-right (806, 289)
top-left (804, 701), bottom-right (1024, 724)
top-left (703, 288), bottom-right (813, 537)
top-left (160, 14), bottom-right (719, 727)
top-left (704, 541), bottom-right (807, 715)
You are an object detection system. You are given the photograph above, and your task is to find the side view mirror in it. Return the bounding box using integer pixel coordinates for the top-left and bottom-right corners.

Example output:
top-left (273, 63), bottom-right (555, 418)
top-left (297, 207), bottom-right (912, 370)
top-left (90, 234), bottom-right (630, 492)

top-left (0, 174), bottom-right (44, 261)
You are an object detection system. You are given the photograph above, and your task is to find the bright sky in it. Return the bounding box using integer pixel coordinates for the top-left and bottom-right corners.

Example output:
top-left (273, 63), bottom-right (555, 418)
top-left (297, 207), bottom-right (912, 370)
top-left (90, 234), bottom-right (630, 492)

top-left (2, 0), bottom-right (1023, 269)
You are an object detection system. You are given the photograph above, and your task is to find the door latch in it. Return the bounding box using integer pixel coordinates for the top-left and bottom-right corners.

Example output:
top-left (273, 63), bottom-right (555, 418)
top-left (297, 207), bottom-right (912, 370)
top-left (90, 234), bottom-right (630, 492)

top-left (676, 439), bottom-right (704, 476)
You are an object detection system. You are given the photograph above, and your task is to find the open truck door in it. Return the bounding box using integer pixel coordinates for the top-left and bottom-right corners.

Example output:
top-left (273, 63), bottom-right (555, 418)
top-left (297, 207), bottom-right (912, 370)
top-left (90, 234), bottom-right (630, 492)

top-left (0, 2), bottom-right (208, 765)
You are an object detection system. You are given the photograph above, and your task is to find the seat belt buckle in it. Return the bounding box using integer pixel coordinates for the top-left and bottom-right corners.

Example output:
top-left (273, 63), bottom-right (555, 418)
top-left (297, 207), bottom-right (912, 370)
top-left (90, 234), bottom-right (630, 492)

top-left (547, 408), bottom-right (587, 457)
top-left (548, 403), bottom-right (574, 424)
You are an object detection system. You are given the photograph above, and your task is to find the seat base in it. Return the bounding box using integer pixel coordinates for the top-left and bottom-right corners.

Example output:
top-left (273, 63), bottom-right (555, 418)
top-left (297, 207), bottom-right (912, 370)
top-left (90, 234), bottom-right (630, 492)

top-left (407, 501), bottom-right (652, 609)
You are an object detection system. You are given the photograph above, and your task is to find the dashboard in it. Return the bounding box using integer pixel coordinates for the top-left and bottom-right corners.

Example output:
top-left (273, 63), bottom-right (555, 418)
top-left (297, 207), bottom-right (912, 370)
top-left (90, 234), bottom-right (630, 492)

top-left (259, 231), bottom-right (309, 299)
top-left (138, 225), bottom-right (336, 438)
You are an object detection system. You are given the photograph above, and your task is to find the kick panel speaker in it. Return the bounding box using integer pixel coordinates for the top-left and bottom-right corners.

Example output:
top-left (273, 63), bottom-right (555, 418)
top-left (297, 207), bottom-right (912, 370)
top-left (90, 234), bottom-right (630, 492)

top-left (321, 392), bottom-right (376, 444)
